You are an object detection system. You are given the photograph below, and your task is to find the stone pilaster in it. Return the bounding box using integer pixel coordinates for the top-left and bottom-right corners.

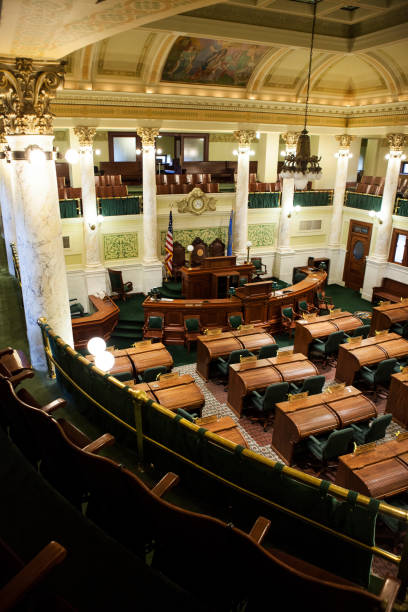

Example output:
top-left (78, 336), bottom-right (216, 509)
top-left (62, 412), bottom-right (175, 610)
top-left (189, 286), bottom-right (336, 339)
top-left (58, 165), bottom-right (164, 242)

top-left (362, 133), bottom-right (407, 300)
top-left (233, 130), bottom-right (254, 262)
top-left (274, 132), bottom-right (297, 282)
top-left (328, 134), bottom-right (353, 284)
top-left (0, 125), bottom-right (16, 275)
top-left (0, 57), bottom-right (73, 369)
top-left (257, 133), bottom-right (279, 183)
top-left (137, 127), bottom-right (162, 292)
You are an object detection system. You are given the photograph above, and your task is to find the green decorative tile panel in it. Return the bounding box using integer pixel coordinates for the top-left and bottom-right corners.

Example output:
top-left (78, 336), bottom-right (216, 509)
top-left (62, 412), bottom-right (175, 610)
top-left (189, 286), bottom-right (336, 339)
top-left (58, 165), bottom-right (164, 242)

top-left (160, 223), bottom-right (275, 254)
top-left (248, 223), bottom-right (275, 247)
top-left (103, 232), bottom-right (139, 260)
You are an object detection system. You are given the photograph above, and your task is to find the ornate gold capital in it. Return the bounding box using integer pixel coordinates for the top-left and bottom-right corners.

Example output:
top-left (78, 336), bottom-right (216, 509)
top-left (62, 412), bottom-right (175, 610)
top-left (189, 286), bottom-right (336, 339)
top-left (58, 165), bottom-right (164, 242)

top-left (335, 134), bottom-right (353, 149)
top-left (233, 130), bottom-right (255, 147)
top-left (74, 126), bottom-right (96, 147)
top-left (282, 132), bottom-right (300, 148)
top-left (387, 133), bottom-right (407, 152)
top-left (136, 127), bottom-right (160, 147)
top-left (0, 57), bottom-right (65, 136)
top-left (0, 118), bottom-right (6, 145)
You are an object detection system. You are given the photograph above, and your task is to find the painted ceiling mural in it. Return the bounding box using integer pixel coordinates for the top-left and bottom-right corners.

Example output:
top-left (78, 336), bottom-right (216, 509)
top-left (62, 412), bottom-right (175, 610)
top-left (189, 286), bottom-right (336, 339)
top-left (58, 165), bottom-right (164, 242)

top-left (161, 37), bottom-right (267, 87)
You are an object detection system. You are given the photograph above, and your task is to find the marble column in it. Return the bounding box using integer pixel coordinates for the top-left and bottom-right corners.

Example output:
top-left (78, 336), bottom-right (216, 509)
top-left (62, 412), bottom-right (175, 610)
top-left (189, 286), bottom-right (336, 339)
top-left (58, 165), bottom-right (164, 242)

top-left (233, 130), bottom-right (254, 263)
top-left (0, 131), bottom-right (17, 275)
top-left (362, 133), bottom-right (407, 301)
top-left (137, 127), bottom-right (163, 293)
top-left (257, 133), bottom-right (279, 183)
top-left (274, 132), bottom-right (297, 283)
top-left (0, 58), bottom-right (73, 370)
top-left (74, 126), bottom-right (106, 298)
top-left (327, 134), bottom-right (353, 284)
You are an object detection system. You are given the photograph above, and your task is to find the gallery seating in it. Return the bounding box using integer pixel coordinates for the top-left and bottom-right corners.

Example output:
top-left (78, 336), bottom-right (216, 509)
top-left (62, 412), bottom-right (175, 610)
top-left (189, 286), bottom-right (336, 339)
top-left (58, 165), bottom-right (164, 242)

top-left (100, 162), bottom-right (142, 185)
top-left (107, 268), bottom-right (133, 301)
top-left (372, 278), bottom-right (408, 304)
top-left (0, 347), bottom-right (33, 387)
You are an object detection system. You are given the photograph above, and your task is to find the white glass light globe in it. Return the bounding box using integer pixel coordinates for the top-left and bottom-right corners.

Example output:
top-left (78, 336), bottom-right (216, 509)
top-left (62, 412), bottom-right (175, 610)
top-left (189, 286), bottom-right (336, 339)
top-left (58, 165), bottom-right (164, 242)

top-left (95, 148), bottom-right (101, 156)
top-left (295, 205), bottom-right (301, 212)
top-left (95, 350), bottom-right (115, 372)
top-left (65, 148), bottom-right (79, 164)
top-left (87, 336), bottom-right (106, 356)
top-left (187, 244), bottom-right (194, 252)
top-left (28, 147), bottom-right (46, 165)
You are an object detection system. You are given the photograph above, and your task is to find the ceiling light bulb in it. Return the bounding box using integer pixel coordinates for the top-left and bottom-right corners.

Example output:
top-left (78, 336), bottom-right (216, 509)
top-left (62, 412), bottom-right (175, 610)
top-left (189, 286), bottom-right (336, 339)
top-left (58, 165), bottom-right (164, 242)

top-left (87, 336), bottom-right (106, 356)
top-left (65, 148), bottom-right (79, 164)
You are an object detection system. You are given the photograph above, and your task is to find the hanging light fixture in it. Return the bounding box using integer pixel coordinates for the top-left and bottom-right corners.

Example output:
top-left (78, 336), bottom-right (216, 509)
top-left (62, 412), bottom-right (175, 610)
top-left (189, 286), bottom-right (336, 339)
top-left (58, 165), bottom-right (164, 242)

top-left (280, 0), bottom-right (322, 190)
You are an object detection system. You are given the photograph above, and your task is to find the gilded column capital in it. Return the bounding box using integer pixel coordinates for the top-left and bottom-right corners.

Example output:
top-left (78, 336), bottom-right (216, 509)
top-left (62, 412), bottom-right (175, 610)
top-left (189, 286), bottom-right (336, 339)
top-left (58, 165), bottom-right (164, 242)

top-left (0, 118), bottom-right (7, 145)
top-left (282, 132), bottom-right (300, 149)
top-left (387, 133), bottom-right (407, 152)
top-left (233, 130), bottom-right (255, 147)
top-left (335, 134), bottom-right (353, 149)
top-left (74, 126), bottom-right (96, 147)
top-left (0, 57), bottom-right (65, 136)
top-left (136, 127), bottom-right (160, 147)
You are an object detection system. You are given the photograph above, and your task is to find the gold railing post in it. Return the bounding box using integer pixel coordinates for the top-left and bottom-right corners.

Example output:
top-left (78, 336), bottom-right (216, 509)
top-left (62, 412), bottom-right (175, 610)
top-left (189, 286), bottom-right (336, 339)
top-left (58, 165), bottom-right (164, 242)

top-left (132, 393), bottom-right (145, 463)
top-left (38, 317), bottom-right (55, 378)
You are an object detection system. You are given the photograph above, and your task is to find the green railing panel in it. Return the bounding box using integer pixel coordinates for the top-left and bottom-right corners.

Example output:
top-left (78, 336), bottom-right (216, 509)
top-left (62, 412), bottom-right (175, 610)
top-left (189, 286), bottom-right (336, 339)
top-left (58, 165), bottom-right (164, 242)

top-left (98, 197), bottom-right (140, 216)
top-left (395, 199), bottom-right (408, 217)
top-left (248, 192), bottom-right (280, 208)
top-left (59, 199), bottom-right (80, 218)
top-left (293, 190), bottom-right (333, 207)
top-left (345, 191), bottom-right (382, 212)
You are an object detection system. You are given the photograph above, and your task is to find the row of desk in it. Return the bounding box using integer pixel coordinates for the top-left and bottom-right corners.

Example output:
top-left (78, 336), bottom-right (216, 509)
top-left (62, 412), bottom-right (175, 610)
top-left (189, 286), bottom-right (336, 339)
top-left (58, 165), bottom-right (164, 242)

top-left (293, 310), bottom-right (363, 356)
top-left (86, 342), bottom-right (174, 378)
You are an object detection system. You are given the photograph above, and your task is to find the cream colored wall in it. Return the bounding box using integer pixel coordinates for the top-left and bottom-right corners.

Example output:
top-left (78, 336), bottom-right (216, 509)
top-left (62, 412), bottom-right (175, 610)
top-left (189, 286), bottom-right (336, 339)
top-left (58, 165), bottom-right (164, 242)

top-left (317, 136), bottom-right (337, 190)
top-left (364, 138), bottom-right (388, 178)
top-left (209, 141), bottom-right (260, 161)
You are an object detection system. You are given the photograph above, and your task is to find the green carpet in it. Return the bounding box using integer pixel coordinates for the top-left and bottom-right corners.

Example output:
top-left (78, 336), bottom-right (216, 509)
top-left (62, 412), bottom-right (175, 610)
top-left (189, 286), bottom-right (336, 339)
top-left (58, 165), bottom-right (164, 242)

top-left (325, 283), bottom-right (372, 314)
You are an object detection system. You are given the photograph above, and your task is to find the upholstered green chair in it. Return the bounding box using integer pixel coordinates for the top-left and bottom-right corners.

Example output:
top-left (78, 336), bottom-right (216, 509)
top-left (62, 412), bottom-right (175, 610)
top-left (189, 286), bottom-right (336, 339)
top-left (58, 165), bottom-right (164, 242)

top-left (215, 349), bottom-right (254, 386)
top-left (309, 330), bottom-right (346, 366)
top-left (176, 408), bottom-right (197, 422)
top-left (307, 427), bottom-right (354, 466)
top-left (258, 344), bottom-right (279, 359)
top-left (359, 357), bottom-right (398, 399)
top-left (297, 300), bottom-right (318, 316)
top-left (69, 298), bottom-right (84, 318)
top-left (183, 316), bottom-right (202, 352)
top-left (143, 313), bottom-right (164, 342)
top-left (249, 382), bottom-right (289, 431)
top-left (315, 289), bottom-right (333, 314)
top-left (391, 320), bottom-right (408, 338)
top-left (349, 324), bottom-right (371, 339)
top-left (108, 268), bottom-right (133, 301)
top-left (251, 257), bottom-right (267, 281)
top-left (289, 375), bottom-right (325, 396)
top-left (228, 313), bottom-right (243, 330)
top-left (351, 413), bottom-right (392, 445)
top-left (139, 365), bottom-right (168, 383)
top-left (280, 306), bottom-right (299, 337)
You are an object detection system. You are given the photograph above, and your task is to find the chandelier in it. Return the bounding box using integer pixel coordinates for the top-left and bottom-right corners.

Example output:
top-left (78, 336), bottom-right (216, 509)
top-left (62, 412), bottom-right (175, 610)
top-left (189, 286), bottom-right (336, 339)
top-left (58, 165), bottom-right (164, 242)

top-left (280, 0), bottom-right (322, 190)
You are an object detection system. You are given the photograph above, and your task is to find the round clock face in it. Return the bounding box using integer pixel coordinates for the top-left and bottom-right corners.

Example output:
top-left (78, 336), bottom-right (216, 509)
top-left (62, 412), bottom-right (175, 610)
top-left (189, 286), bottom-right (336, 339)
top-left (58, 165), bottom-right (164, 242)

top-left (192, 197), bottom-right (204, 212)
top-left (197, 248), bottom-right (204, 256)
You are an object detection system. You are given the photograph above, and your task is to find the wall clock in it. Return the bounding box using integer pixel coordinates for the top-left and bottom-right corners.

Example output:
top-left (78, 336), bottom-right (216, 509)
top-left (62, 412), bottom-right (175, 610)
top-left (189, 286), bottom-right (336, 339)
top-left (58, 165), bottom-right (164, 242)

top-left (176, 187), bottom-right (216, 216)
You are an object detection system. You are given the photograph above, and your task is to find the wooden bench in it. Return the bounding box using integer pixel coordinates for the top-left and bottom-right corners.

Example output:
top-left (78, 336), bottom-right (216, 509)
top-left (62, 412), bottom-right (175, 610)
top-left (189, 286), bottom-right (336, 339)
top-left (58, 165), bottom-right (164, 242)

top-left (372, 277), bottom-right (408, 304)
top-left (100, 161), bottom-right (142, 185)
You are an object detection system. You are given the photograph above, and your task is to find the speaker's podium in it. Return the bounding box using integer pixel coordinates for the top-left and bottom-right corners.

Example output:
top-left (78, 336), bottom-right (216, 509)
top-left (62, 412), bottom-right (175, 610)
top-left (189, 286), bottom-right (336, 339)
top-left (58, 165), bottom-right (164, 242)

top-left (181, 256), bottom-right (254, 299)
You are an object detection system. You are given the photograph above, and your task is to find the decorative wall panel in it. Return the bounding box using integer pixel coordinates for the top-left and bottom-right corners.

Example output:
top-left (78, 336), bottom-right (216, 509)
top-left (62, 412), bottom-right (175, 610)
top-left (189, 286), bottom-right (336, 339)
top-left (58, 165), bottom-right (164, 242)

top-left (103, 232), bottom-right (138, 259)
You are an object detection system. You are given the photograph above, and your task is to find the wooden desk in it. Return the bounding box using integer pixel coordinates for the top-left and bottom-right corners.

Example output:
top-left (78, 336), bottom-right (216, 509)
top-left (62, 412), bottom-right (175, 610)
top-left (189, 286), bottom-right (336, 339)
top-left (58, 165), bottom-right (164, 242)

top-left (196, 329), bottom-right (276, 381)
top-left (386, 372), bottom-right (408, 428)
top-left (72, 296), bottom-right (119, 349)
top-left (293, 311), bottom-right (363, 356)
top-left (129, 374), bottom-right (204, 416)
top-left (143, 268), bottom-right (327, 344)
top-left (370, 301), bottom-right (408, 334)
top-left (227, 353), bottom-right (318, 417)
top-left (272, 387), bottom-right (376, 465)
top-left (199, 416), bottom-right (248, 448)
top-left (335, 332), bottom-right (408, 386)
top-left (85, 353), bottom-right (133, 378)
top-left (182, 256), bottom-right (254, 299)
top-left (336, 438), bottom-right (408, 499)
top-left (120, 343), bottom-right (174, 375)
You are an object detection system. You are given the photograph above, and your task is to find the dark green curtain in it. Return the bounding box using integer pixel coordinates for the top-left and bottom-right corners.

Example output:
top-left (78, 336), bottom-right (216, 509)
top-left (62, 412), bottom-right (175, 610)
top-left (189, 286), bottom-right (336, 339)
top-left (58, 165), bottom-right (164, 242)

top-left (99, 197), bottom-right (140, 216)
top-left (396, 199), bottom-right (408, 217)
top-left (59, 199), bottom-right (80, 218)
top-left (293, 191), bottom-right (332, 207)
top-left (345, 192), bottom-right (381, 212)
top-left (248, 192), bottom-right (280, 208)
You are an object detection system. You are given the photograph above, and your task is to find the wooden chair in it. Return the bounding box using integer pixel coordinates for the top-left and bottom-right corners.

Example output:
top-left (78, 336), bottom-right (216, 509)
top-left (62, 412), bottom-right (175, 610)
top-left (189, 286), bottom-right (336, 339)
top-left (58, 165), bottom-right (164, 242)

top-left (280, 306), bottom-right (300, 337)
top-left (209, 238), bottom-right (225, 257)
top-left (251, 257), bottom-right (267, 280)
top-left (156, 184), bottom-right (170, 194)
top-left (0, 347), bottom-right (34, 387)
top-left (191, 237), bottom-right (208, 267)
top-left (172, 241), bottom-right (186, 280)
top-left (183, 315), bottom-right (202, 351)
top-left (297, 299), bottom-right (318, 316)
top-left (201, 182), bottom-right (219, 193)
top-left (315, 289), bottom-right (334, 313)
top-left (107, 268), bottom-right (133, 301)
top-left (143, 312), bottom-right (164, 342)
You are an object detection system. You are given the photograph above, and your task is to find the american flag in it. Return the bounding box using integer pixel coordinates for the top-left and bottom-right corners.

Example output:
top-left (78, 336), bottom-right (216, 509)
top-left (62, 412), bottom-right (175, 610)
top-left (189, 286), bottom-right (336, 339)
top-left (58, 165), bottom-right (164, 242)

top-left (165, 210), bottom-right (173, 276)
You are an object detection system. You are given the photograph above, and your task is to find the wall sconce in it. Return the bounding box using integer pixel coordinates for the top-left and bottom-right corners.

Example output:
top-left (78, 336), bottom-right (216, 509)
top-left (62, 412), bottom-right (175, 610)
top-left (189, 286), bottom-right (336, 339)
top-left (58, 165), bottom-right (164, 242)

top-left (95, 148), bottom-right (101, 156)
top-left (88, 215), bottom-right (103, 231)
top-left (1, 145), bottom-right (55, 163)
top-left (287, 205), bottom-right (301, 218)
top-left (369, 210), bottom-right (383, 224)
top-left (187, 244), bottom-right (194, 268)
top-left (65, 148), bottom-right (79, 164)
top-left (136, 148), bottom-right (141, 156)
top-left (246, 240), bottom-right (252, 263)
top-left (385, 152), bottom-right (406, 160)
top-left (334, 151), bottom-right (353, 159)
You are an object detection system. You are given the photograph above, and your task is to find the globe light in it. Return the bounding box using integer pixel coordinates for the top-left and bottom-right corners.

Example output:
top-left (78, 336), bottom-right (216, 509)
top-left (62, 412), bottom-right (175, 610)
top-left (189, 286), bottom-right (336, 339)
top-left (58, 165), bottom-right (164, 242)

top-left (157, 148), bottom-right (162, 155)
top-left (295, 205), bottom-right (301, 212)
top-left (65, 148), bottom-right (79, 164)
top-left (95, 148), bottom-right (101, 156)
top-left (187, 244), bottom-right (194, 252)
top-left (95, 350), bottom-right (115, 372)
top-left (27, 146), bottom-right (46, 165)
top-left (136, 148), bottom-right (141, 155)
top-left (87, 336), bottom-right (106, 356)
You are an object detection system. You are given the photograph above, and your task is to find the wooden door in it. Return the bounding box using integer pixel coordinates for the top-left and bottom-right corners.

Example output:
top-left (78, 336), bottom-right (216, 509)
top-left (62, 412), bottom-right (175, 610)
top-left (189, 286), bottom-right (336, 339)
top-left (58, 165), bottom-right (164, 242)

top-left (343, 220), bottom-right (372, 291)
